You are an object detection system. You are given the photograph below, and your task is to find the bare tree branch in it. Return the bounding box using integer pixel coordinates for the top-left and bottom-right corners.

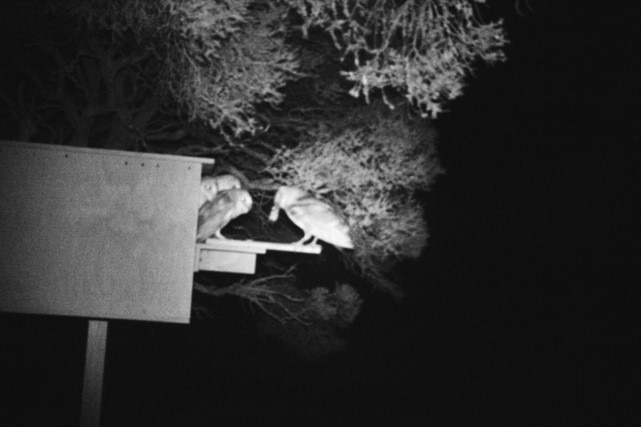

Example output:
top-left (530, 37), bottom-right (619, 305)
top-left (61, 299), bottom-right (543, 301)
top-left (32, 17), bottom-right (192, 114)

top-left (193, 266), bottom-right (312, 325)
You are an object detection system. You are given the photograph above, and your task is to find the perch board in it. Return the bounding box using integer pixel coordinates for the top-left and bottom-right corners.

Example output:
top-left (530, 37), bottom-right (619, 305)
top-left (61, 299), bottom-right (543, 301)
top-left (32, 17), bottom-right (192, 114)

top-left (196, 239), bottom-right (321, 274)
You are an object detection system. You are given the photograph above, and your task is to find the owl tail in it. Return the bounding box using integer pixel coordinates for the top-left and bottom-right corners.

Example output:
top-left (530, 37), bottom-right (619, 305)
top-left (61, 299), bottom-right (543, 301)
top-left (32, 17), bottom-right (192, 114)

top-left (330, 233), bottom-right (354, 249)
top-left (315, 226), bottom-right (354, 249)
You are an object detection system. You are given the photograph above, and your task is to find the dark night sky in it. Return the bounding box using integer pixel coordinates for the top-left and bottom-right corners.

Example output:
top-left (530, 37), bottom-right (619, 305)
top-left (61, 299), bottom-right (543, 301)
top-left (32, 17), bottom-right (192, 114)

top-left (1, 2), bottom-right (636, 426)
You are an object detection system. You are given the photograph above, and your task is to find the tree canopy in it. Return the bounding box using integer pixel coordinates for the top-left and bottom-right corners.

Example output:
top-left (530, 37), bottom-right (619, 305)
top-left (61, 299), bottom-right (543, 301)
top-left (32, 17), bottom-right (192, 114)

top-left (62, 0), bottom-right (505, 135)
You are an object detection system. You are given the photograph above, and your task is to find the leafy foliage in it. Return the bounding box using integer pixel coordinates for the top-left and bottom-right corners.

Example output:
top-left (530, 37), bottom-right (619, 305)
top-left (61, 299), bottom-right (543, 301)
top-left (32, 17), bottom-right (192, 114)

top-left (288, 0), bottom-right (506, 116)
top-left (67, 0), bottom-right (303, 138)
top-left (258, 283), bottom-right (363, 361)
top-left (266, 101), bottom-right (444, 292)
top-left (64, 0), bottom-right (506, 136)
top-left (306, 284), bottom-right (362, 325)
top-left (256, 29), bottom-right (357, 147)
top-left (0, 3), bottom-right (192, 149)
top-left (195, 268), bottom-right (362, 360)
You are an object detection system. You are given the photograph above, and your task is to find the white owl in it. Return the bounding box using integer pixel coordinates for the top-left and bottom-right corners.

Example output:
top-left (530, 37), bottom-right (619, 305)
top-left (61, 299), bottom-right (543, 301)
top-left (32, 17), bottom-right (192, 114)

top-left (197, 188), bottom-right (252, 242)
top-left (199, 174), bottom-right (242, 209)
top-left (269, 186), bottom-right (354, 249)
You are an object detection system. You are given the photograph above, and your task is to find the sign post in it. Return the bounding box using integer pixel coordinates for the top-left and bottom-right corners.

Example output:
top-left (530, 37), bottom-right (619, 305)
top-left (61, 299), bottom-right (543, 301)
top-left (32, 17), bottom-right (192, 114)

top-left (80, 320), bottom-right (108, 427)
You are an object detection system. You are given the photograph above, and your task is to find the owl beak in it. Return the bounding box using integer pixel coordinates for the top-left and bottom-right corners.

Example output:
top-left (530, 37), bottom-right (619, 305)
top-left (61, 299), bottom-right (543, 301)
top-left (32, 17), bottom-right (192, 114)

top-left (268, 205), bottom-right (280, 222)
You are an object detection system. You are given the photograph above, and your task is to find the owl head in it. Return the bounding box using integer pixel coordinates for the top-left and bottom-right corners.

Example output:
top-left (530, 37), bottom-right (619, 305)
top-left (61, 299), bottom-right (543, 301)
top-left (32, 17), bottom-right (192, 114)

top-left (269, 186), bottom-right (308, 222)
top-left (232, 189), bottom-right (253, 215)
top-left (199, 174), bottom-right (242, 208)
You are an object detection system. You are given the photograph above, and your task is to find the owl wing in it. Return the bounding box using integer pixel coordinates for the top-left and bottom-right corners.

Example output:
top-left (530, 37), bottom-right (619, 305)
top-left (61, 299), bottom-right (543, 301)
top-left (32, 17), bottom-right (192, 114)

top-left (197, 189), bottom-right (252, 242)
top-left (285, 198), bottom-right (353, 249)
top-left (197, 191), bottom-right (236, 242)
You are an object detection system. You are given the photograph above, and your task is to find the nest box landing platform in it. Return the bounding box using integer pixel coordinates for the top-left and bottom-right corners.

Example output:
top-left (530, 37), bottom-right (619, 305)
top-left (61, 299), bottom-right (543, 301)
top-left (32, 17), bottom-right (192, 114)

top-left (195, 239), bottom-right (321, 274)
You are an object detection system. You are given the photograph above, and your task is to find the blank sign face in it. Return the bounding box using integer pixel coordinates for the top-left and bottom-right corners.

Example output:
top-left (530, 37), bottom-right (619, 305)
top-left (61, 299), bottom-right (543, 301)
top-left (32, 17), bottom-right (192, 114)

top-left (0, 141), bottom-right (210, 323)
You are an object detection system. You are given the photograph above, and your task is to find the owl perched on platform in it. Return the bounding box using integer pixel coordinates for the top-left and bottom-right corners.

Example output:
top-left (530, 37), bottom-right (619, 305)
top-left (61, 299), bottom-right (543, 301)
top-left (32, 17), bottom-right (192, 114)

top-left (269, 186), bottom-right (354, 249)
top-left (199, 174), bottom-right (242, 209)
top-left (197, 189), bottom-right (252, 242)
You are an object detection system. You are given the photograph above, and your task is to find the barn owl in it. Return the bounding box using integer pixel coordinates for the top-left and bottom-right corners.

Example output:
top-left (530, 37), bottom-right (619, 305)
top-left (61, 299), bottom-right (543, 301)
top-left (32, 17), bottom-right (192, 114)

top-left (199, 174), bottom-right (242, 209)
top-left (197, 189), bottom-right (252, 242)
top-left (269, 186), bottom-right (354, 249)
